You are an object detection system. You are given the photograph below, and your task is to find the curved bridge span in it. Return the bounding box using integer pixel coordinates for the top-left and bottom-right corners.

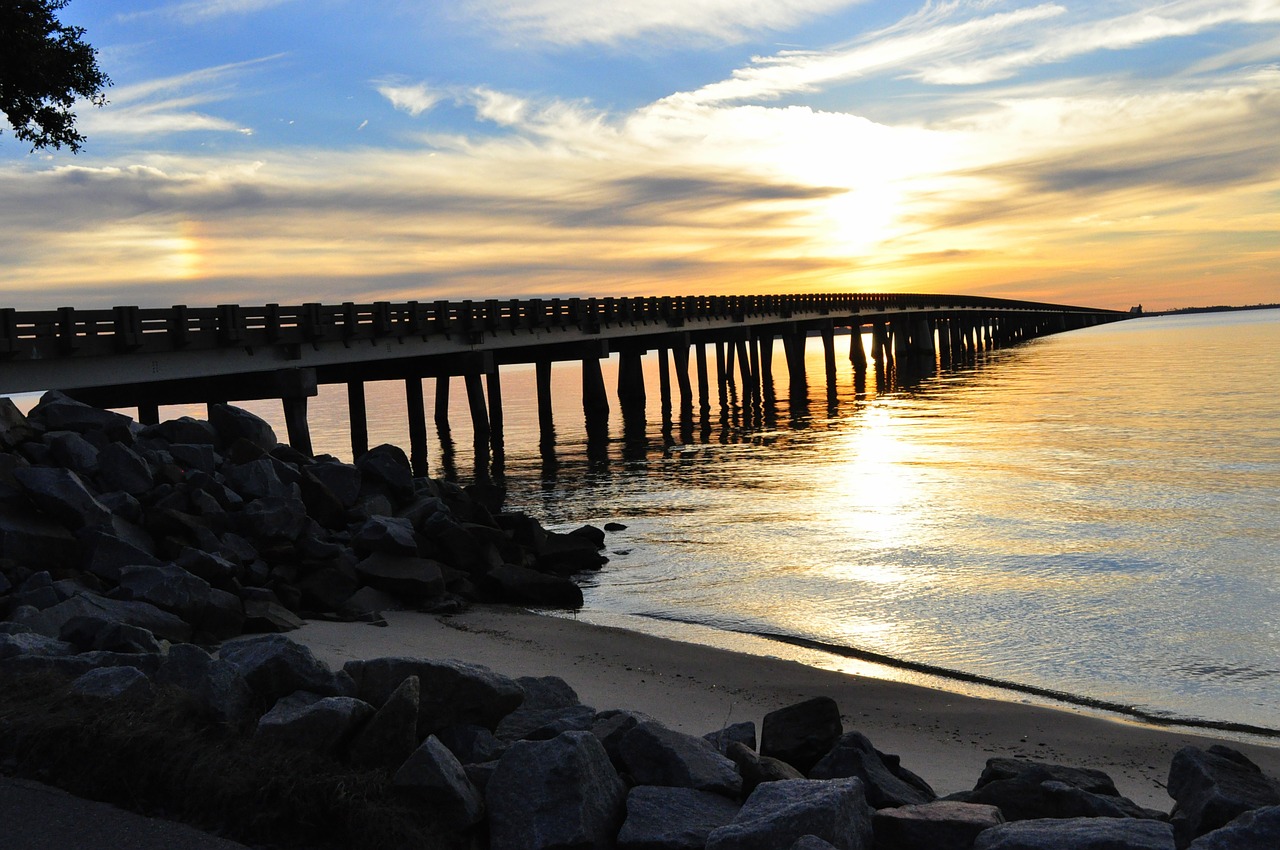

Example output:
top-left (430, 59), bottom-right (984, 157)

top-left (0, 293), bottom-right (1129, 468)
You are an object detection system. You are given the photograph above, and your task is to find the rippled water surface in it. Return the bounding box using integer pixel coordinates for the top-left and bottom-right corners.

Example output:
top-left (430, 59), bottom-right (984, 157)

top-left (215, 309), bottom-right (1280, 731)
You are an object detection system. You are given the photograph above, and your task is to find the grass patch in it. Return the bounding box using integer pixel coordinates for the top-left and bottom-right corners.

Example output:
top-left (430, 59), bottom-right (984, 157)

top-left (0, 671), bottom-right (468, 849)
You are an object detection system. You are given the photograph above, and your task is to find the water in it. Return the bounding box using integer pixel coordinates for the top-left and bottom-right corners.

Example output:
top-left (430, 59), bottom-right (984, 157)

top-left (161, 308), bottom-right (1280, 734)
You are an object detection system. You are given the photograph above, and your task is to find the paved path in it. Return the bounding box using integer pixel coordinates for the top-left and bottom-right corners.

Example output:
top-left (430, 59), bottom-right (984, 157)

top-left (0, 777), bottom-right (250, 850)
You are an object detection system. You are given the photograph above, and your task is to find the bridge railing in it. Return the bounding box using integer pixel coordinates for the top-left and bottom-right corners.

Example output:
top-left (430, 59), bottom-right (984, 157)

top-left (0, 293), bottom-right (1123, 360)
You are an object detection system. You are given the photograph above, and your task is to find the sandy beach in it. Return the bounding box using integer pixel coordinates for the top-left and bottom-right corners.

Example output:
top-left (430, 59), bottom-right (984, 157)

top-left (295, 606), bottom-right (1280, 811)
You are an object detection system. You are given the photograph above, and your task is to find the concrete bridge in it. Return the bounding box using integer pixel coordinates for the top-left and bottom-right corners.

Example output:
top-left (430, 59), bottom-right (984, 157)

top-left (0, 293), bottom-right (1128, 475)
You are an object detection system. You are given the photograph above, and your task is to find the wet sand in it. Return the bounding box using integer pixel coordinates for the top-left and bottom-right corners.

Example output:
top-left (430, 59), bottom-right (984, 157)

top-left (295, 605), bottom-right (1280, 810)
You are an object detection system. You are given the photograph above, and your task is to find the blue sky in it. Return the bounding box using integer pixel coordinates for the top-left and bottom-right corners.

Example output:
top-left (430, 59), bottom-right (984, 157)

top-left (2, 0), bottom-right (1278, 311)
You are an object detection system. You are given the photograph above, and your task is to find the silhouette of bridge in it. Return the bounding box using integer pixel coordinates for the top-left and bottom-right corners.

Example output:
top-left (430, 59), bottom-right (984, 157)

top-left (0, 293), bottom-right (1128, 474)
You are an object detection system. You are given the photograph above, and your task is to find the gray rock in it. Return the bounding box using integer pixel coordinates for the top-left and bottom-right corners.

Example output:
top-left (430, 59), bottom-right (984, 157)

top-left (238, 496), bottom-right (309, 541)
top-left (977, 758), bottom-right (1121, 797)
top-left (241, 596), bottom-right (303, 633)
top-left (115, 564), bottom-right (212, 622)
top-left (59, 616), bottom-right (161, 654)
top-left (344, 655), bottom-right (524, 734)
top-left (69, 665), bottom-right (153, 701)
top-left (175, 546), bottom-right (238, 584)
top-left (168, 442), bottom-right (219, 473)
top-left (535, 530), bottom-right (607, 574)
top-left (788, 838), bottom-right (838, 850)
top-left (96, 442), bottom-right (154, 494)
top-left (353, 551), bottom-right (445, 601)
top-left (256, 691), bottom-right (374, 754)
top-left (1168, 745), bottom-right (1280, 845)
top-left (619, 720), bottom-right (742, 797)
top-left (12, 466), bottom-right (113, 529)
top-left (354, 516), bottom-right (419, 555)
top-left (15, 591), bottom-right (193, 642)
top-left (31, 392), bottom-right (136, 442)
top-left (486, 730), bottom-right (626, 850)
top-left (810, 731), bottom-right (935, 809)
top-left (948, 757), bottom-right (1156, 822)
top-left (594, 709), bottom-right (658, 766)
top-left (727, 741), bottom-right (805, 796)
top-left (78, 528), bottom-right (163, 582)
top-left (208, 404), bottom-right (278, 451)
top-left (706, 721), bottom-right (757, 755)
top-left (356, 444), bottom-right (414, 504)
top-left (486, 563), bottom-right (583, 608)
top-left (0, 631), bottom-right (77, 659)
top-left (1188, 805), bottom-right (1280, 849)
top-left (196, 587), bottom-right (246, 641)
top-left (307, 460), bottom-right (362, 508)
top-left (973, 817), bottom-right (1175, 850)
top-left (297, 469), bottom-right (347, 529)
top-left (759, 697), bottom-right (843, 775)
top-left (497, 704), bottom-right (597, 742)
top-left (0, 396), bottom-right (39, 449)
top-left (394, 735), bottom-right (485, 827)
top-left (619, 786), bottom-right (741, 850)
top-left (517, 674), bottom-right (581, 710)
top-left (47, 431), bottom-right (100, 477)
top-left (0, 504), bottom-right (78, 566)
top-left (223, 458), bottom-right (293, 501)
top-left (435, 724), bottom-right (507, 765)
top-left (348, 675), bottom-right (421, 771)
top-left (156, 643), bottom-right (256, 725)
top-left (705, 777), bottom-right (874, 850)
top-left (219, 634), bottom-right (355, 704)
top-left (873, 801), bottom-right (1005, 850)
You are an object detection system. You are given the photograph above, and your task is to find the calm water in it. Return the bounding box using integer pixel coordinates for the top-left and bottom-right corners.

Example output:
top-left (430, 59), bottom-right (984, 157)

top-left (163, 308), bottom-right (1280, 733)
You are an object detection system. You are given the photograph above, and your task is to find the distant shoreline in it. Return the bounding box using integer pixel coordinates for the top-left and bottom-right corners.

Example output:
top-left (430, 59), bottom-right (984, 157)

top-left (1146, 303), bottom-right (1280, 316)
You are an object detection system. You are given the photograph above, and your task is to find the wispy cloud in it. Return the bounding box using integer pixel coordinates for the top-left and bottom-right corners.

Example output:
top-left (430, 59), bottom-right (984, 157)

top-left (120, 0), bottom-right (296, 24)
top-left (375, 81), bottom-right (443, 117)
top-left (464, 0), bottom-right (865, 46)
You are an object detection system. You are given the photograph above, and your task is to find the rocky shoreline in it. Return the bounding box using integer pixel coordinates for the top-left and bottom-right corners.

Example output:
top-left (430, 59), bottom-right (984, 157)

top-left (1, 393), bottom-right (1278, 849)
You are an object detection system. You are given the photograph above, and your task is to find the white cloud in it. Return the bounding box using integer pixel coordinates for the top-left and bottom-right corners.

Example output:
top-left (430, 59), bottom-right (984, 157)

top-left (121, 0), bottom-right (296, 23)
top-left (375, 81), bottom-right (443, 117)
top-left (464, 0), bottom-right (865, 46)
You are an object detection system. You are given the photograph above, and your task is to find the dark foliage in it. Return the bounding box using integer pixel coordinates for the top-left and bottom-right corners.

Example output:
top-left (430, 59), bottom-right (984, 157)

top-left (0, 0), bottom-right (111, 152)
top-left (0, 672), bottom-right (464, 850)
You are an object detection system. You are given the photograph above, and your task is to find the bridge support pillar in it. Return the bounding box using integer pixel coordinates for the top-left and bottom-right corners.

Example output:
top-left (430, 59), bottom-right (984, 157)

top-left (657, 347), bottom-right (672, 419)
top-left (782, 329), bottom-right (806, 390)
top-left (714, 342), bottom-right (728, 409)
top-left (464, 371), bottom-right (490, 480)
top-left (137, 402), bottom-right (159, 426)
top-left (278, 368), bottom-right (317, 458)
top-left (582, 354), bottom-right (610, 436)
top-left (849, 324), bottom-right (867, 372)
top-left (735, 338), bottom-right (754, 406)
top-left (536, 359), bottom-right (554, 448)
top-left (821, 321), bottom-right (837, 389)
top-left (872, 322), bottom-right (890, 367)
top-left (756, 332), bottom-right (775, 404)
top-left (695, 343), bottom-right (710, 414)
top-left (487, 366), bottom-right (504, 474)
top-left (348, 381), bottom-right (369, 459)
top-left (672, 341), bottom-right (693, 415)
top-left (405, 377), bottom-right (428, 477)
top-left (617, 350), bottom-right (646, 422)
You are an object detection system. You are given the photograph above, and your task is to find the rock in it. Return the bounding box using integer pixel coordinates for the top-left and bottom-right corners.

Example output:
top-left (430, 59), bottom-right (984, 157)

top-left (15, 591), bottom-right (193, 643)
top-left (256, 691), bottom-right (374, 755)
top-left (223, 458), bottom-right (293, 501)
top-left (873, 801), bottom-right (1005, 850)
top-left (759, 697), bottom-right (843, 775)
top-left (0, 631), bottom-right (76, 659)
top-left (568, 524), bottom-right (606, 548)
top-left (705, 777), bottom-right (874, 850)
top-left (354, 551), bottom-right (445, 601)
top-left (175, 546), bottom-right (238, 585)
top-left (348, 675), bottom-right (421, 771)
top-left (1168, 745), bottom-right (1280, 844)
top-left (497, 704), bottom-right (597, 742)
top-left (536, 530), bottom-right (607, 574)
top-left (168, 442), bottom-right (219, 473)
top-left (31, 392), bottom-right (136, 443)
top-left (0, 397), bottom-right (39, 449)
top-left (977, 758), bottom-right (1121, 797)
top-left (356, 444), bottom-right (414, 504)
top-left (435, 724), bottom-right (507, 765)
top-left (47, 431), bottom-right (100, 477)
top-left (297, 469), bottom-right (347, 528)
top-left (12, 466), bottom-right (113, 529)
top-left (394, 735), bottom-right (485, 827)
top-left (486, 563), bottom-right (583, 608)
top-left (353, 516), bottom-right (419, 555)
top-left (307, 460), bottom-right (362, 508)
top-left (114, 564), bottom-right (212, 622)
top-left (973, 817), bottom-right (1175, 850)
top-left (96, 442), bottom-right (154, 495)
top-left (197, 588), bottom-right (247, 641)
top-left (147, 417), bottom-right (218, 445)
top-left (705, 721), bottom-right (757, 755)
top-left (1188, 805), bottom-right (1280, 849)
top-left (948, 757), bottom-right (1157, 822)
top-left (241, 596), bottom-right (304, 633)
top-left (238, 496), bottom-right (309, 541)
top-left (486, 730), bottom-right (626, 850)
top-left (69, 665), bottom-right (153, 701)
top-left (0, 504), bottom-right (79, 565)
top-left (809, 731), bottom-right (935, 809)
top-left (78, 528), bottom-right (163, 582)
top-left (208, 404), bottom-right (278, 451)
top-left (218, 634), bottom-right (354, 705)
top-left (789, 838), bottom-right (838, 850)
top-left (727, 741), bottom-right (805, 796)
top-left (619, 720), bottom-right (743, 797)
top-left (618, 786), bottom-right (741, 850)
top-left (156, 643), bottom-right (256, 725)
top-left (59, 616), bottom-right (161, 654)
top-left (604, 521), bottom-right (627, 532)
top-left (343, 655), bottom-right (524, 735)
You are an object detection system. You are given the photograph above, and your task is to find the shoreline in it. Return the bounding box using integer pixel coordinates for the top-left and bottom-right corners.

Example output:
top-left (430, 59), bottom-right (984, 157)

top-left (294, 605), bottom-right (1280, 811)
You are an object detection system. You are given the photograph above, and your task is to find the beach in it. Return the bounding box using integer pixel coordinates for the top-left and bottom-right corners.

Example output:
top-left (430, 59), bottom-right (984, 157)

top-left (296, 605), bottom-right (1280, 811)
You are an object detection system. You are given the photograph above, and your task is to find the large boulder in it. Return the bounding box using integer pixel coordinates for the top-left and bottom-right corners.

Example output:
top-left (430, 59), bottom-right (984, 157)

top-left (348, 674), bottom-right (421, 771)
top-left (726, 741), bottom-right (805, 796)
top-left (1168, 745), bottom-right (1280, 845)
top-left (355, 444), bottom-right (414, 504)
top-left (393, 735), bottom-right (486, 827)
top-left (156, 643), bottom-right (256, 725)
top-left (12, 466), bottom-right (113, 529)
top-left (1188, 805), bottom-right (1280, 849)
top-left (486, 730), bottom-right (626, 850)
top-left (496, 675), bottom-right (594, 742)
top-left (949, 757), bottom-right (1158, 822)
top-left (95, 442), bottom-right (154, 495)
top-left (873, 801), bottom-right (1004, 850)
top-left (343, 656), bottom-right (524, 735)
top-left (208, 404), bottom-right (278, 452)
top-left (68, 665), bottom-right (153, 701)
top-left (486, 563), bottom-right (583, 608)
top-left (809, 731), bottom-right (935, 809)
top-left (353, 551), bottom-right (445, 602)
top-left (973, 817), bottom-right (1175, 850)
top-left (759, 697), bottom-right (843, 775)
top-left (618, 720), bottom-right (743, 797)
top-left (705, 777), bottom-right (874, 850)
top-left (30, 392), bottom-right (135, 442)
top-left (114, 564), bottom-right (212, 623)
top-left (618, 786), bottom-right (741, 850)
top-left (255, 691), bottom-right (374, 755)
top-left (218, 634), bottom-right (354, 705)
top-left (14, 591), bottom-right (192, 643)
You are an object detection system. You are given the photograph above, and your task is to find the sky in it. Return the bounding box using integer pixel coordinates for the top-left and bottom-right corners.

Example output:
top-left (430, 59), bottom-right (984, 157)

top-left (1, 1), bottom-right (1278, 312)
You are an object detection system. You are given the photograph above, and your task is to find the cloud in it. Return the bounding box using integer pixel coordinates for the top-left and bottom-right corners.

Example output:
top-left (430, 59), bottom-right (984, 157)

top-left (121, 0), bottom-right (296, 24)
top-left (463, 0), bottom-right (865, 46)
top-left (375, 81), bottom-right (443, 117)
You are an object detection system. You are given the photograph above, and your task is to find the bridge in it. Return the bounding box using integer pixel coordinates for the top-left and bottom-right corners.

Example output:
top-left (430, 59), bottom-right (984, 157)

top-left (0, 293), bottom-right (1128, 474)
